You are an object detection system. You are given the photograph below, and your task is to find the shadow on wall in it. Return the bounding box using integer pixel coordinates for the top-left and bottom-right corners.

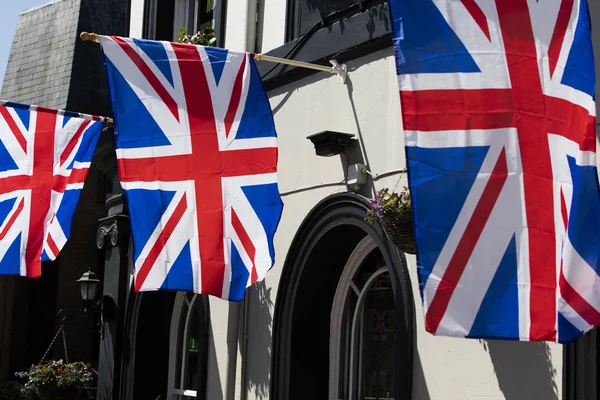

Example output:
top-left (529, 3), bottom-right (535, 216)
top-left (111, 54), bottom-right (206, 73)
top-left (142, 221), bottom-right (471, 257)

top-left (412, 348), bottom-right (431, 400)
top-left (481, 340), bottom-right (558, 400)
top-left (243, 281), bottom-right (273, 399)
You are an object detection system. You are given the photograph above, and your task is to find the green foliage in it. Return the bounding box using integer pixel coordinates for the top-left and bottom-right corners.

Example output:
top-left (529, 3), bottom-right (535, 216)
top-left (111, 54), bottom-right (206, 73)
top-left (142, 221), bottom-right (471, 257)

top-left (366, 187), bottom-right (411, 225)
top-left (176, 27), bottom-right (216, 46)
top-left (14, 360), bottom-right (96, 397)
top-left (0, 381), bottom-right (29, 400)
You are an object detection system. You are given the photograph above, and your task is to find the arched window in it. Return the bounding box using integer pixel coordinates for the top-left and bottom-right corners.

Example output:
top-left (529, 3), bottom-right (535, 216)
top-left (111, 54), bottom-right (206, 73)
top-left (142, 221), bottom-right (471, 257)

top-left (330, 236), bottom-right (397, 400)
top-left (271, 193), bottom-right (414, 400)
top-left (168, 293), bottom-right (209, 400)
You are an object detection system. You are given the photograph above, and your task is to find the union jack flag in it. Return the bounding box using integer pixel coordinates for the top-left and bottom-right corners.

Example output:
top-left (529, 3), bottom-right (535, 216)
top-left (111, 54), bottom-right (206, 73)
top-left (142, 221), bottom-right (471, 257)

top-left (99, 36), bottom-right (283, 301)
top-left (0, 101), bottom-right (104, 277)
top-left (390, 0), bottom-right (599, 342)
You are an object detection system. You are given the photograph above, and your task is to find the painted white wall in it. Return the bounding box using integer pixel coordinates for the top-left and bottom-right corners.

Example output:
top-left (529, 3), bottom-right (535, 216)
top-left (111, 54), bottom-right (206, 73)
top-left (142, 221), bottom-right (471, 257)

top-left (122, 1), bottom-right (600, 398)
top-left (129, 0), bottom-right (144, 38)
top-left (258, 0), bottom-right (287, 52)
top-left (224, 0), bottom-right (257, 52)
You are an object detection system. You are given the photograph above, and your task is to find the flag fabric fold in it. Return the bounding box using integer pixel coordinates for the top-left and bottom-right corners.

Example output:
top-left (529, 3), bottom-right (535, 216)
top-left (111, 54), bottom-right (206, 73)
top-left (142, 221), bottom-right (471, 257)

top-left (99, 36), bottom-right (283, 301)
top-left (0, 101), bottom-right (104, 277)
top-left (389, 0), bottom-right (600, 342)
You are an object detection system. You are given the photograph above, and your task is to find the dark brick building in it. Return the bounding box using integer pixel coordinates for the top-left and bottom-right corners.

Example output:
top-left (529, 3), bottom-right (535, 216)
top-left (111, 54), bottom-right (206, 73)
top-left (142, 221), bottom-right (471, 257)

top-left (0, 0), bottom-right (128, 388)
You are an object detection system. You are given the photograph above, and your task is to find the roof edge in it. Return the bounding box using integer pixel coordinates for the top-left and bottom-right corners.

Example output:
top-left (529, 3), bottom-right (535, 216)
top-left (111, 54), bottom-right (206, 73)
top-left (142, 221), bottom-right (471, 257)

top-left (20, 0), bottom-right (64, 15)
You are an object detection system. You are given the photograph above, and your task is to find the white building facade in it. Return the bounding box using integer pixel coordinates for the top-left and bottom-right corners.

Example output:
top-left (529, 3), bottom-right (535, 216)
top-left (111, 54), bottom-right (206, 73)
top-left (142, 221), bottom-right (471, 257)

top-left (117, 1), bottom-right (600, 399)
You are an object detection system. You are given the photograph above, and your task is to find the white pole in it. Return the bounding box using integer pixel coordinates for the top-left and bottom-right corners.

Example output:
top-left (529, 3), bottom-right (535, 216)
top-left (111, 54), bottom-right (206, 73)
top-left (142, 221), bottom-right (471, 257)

top-left (80, 32), bottom-right (348, 82)
top-left (254, 53), bottom-right (334, 73)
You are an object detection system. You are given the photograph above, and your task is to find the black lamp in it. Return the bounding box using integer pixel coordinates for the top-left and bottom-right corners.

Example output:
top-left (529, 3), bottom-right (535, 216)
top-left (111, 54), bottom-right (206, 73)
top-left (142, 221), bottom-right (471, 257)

top-left (76, 270), bottom-right (101, 311)
top-left (306, 131), bottom-right (356, 157)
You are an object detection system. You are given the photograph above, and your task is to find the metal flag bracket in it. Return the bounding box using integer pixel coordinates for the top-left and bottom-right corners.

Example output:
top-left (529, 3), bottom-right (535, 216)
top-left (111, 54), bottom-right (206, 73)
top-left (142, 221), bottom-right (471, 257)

top-left (330, 59), bottom-right (348, 83)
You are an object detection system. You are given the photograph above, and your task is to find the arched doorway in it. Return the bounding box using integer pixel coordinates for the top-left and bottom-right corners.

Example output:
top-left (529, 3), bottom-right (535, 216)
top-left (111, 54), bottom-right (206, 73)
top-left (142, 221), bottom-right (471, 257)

top-left (271, 193), bottom-right (415, 400)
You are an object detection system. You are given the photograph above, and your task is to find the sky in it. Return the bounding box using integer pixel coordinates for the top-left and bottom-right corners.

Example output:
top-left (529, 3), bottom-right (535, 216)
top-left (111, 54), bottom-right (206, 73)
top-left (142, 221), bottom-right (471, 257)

top-left (0, 0), bottom-right (49, 92)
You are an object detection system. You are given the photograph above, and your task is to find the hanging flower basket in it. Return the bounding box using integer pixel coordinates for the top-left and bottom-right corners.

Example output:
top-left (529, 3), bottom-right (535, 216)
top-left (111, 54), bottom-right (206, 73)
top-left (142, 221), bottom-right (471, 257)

top-left (15, 360), bottom-right (96, 400)
top-left (380, 207), bottom-right (417, 255)
top-left (366, 188), bottom-right (416, 254)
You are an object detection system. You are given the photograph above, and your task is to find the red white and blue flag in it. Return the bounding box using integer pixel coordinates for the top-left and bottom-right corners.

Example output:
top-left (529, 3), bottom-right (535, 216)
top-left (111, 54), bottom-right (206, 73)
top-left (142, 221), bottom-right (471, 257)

top-left (99, 36), bottom-right (283, 301)
top-left (0, 101), bottom-right (104, 277)
top-left (389, 0), bottom-right (599, 342)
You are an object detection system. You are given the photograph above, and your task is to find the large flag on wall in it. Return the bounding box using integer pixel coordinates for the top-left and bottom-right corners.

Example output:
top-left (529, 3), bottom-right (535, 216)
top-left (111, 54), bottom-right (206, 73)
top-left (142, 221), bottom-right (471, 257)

top-left (0, 101), bottom-right (104, 277)
top-left (389, 0), bottom-right (599, 342)
top-left (99, 36), bottom-right (283, 301)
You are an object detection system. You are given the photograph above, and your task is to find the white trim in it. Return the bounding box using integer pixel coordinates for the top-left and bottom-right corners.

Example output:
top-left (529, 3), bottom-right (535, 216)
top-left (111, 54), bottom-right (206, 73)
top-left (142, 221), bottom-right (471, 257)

top-left (172, 389), bottom-right (198, 397)
top-left (167, 293), bottom-right (186, 399)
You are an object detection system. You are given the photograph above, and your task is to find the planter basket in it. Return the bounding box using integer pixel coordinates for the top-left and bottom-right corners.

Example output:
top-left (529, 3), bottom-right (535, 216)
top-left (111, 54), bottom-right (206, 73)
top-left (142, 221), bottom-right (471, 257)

top-left (381, 208), bottom-right (417, 255)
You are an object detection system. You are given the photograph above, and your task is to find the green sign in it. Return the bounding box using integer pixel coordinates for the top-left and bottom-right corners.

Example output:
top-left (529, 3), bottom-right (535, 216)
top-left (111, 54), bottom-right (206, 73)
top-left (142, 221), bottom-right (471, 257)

top-left (188, 337), bottom-right (199, 352)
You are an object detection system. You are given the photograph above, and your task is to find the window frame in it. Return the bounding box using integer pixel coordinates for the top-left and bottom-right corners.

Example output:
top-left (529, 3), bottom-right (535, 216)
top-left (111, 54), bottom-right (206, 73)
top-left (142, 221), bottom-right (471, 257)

top-left (172, 0), bottom-right (216, 39)
top-left (143, 0), bottom-right (222, 42)
top-left (167, 292), bottom-right (210, 400)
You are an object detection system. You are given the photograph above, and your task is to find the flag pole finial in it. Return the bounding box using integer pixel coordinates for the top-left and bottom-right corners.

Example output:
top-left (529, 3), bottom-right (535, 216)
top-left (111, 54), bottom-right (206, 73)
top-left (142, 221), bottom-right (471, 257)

top-left (80, 32), bottom-right (99, 42)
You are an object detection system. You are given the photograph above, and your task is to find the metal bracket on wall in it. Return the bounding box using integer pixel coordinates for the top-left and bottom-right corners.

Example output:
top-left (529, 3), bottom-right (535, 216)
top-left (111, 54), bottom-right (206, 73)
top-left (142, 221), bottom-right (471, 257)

top-left (330, 60), bottom-right (348, 83)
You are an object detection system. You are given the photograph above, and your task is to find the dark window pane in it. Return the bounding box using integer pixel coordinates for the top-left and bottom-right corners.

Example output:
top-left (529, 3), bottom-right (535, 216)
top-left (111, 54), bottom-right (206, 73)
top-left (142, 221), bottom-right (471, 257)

top-left (198, 0), bottom-right (215, 29)
top-left (289, 0), bottom-right (386, 39)
top-left (155, 0), bottom-right (175, 40)
top-left (360, 273), bottom-right (396, 399)
top-left (293, 0), bottom-right (355, 37)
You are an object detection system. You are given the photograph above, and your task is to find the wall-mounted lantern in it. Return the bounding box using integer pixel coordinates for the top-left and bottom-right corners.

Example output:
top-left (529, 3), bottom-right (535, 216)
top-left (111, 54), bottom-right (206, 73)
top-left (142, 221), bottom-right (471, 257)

top-left (306, 131), bottom-right (356, 157)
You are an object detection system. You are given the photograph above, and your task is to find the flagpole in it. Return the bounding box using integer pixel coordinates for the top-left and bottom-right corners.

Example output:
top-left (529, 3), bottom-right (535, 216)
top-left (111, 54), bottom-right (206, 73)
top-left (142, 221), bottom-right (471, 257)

top-left (79, 32), bottom-right (348, 82)
top-left (0, 99), bottom-right (112, 124)
top-left (253, 53), bottom-right (347, 82)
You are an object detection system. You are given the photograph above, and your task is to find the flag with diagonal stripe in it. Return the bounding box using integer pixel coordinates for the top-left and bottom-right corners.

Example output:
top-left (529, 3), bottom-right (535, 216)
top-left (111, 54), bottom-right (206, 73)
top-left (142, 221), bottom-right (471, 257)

top-left (99, 36), bottom-right (283, 301)
top-left (390, 0), bottom-right (600, 342)
top-left (0, 101), bottom-right (104, 277)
